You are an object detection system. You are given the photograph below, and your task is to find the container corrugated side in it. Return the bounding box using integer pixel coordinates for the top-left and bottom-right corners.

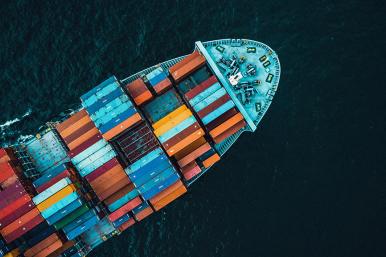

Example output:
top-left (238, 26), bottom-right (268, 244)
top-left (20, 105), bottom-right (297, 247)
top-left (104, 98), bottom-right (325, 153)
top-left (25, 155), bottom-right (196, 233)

top-left (205, 108), bottom-right (238, 131)
top-left (32, 178), bottom-right (71, 205)
top-left (197, 93), bottom-right (231, 119)
top-left (108, 197), bottom-right (142, 222)
top-left (192, 87), bottom-right (227, 113)
top-left (189, 82), bottom-right (222, 107)
top-left (54, 205), bottom-right (89, 230)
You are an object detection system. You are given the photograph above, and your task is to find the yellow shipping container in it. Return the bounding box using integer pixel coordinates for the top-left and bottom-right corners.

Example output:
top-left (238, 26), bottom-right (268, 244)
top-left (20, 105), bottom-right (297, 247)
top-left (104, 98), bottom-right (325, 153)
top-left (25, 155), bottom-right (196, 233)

top-left (4, 248), bottom-right (19, 257)
top-left (37, 184), bottom-right (76, 211)
top-left (154, 109), bottom-right (193, 137)
top-left (152, 105), bottom-right (187, 130)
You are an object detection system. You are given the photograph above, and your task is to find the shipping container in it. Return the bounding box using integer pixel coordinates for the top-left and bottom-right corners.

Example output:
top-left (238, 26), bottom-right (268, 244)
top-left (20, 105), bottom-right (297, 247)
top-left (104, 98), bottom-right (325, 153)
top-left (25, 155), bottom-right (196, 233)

top-left (46, 199), bottom-right (83, 225)
top-left (54, 205), bottom-right (90, 231)
top-left (84, 157), bottom-right (119, 182)
top-left (62, 210), bottom-right (98, 235)
top-left (127, 153), bottom-right (171, 183)
top-left (125, 78), bottom-right (148, 98)
top-left (112, 213), bottom-right (131, 228)
top-left (140, 172), bottom-right (180, 200)
top-left (213, 120), bottom-right (246, 144)
top-left (146, 67), bottom-right (164, 81)
top-left (108, 197), bottom-right (142, 222)
top-left (97, 176), bottom-right (131, 201)
top-left (75, 144), bottom-right (113, 171)
top-left (202, 153), bottom-right (221, 168)
top-left (63, 121), bottom-right (96, 145)
top-left (41, 192), bottom-right (79, 219)
top-left (152, 184), bottom-right (187, 211)
top-left (68, 133), bottom-right (103, 158)
top-left (0, 208), bottom-right (41, 236)
top-left (149, 180), bottom-right (184, 205)
top-left (33, 163), bottom-right (69, 189)
top-left (56, 110), bottom-right (88, 133)
top-left (169, 51), bottom-right (206, 82)
top-left (98, 107), bottom-right (137, 134)
top-left (80, 76), bottom-right (118, 104)
top-left (59, 114), bottom-right (93, 139)
top-left (151, 105), bottom-right (188, 130)
top-left (184, 75), bottom-right (218, 100)
top-left (87, 88), bottom-right (125, 115)
top-left (33, 239), bottom-right (63, 257)
top-left (78, 150), bottom-right (117, 177)
top-left (35, 169), bottom-right (72, 194)
top-left (89, 165), bottom-right (127, 194)
top-left (197, 93), bottom-right (231, 119)
top-left (153, 108), bottom-right (193, 137)
top-left (0, 148), bottom-right (15, 164)
top-left (0, 175), bottom-right (18, 189)
top-left (0, 194), bottom-right (31, 222)
top-left (142, 89), bottom-right (183, 123)
top-left (71, 139), bottom-right (108, 165)
top-left (133, 90), bottom-right (153, 106)
top-left (189, 82), bottom-right (222, 107)
top-left (134, 207), bottom-right (153, 222)
top-left (161, 122), bottom-right (201, 151)
top-left (102, 113), bottom-right (142, 141)
top-left (201, 100), bottom-right (236, 125)
top-left (165, 128), bottom-right (205, 156)
top-left (153, 78), bottom-right (172, 94)
top-left (157, 116), bottom-right (197, 143)
top-left (205, 108), bottom-right (239, 131)
top-left (36, 184), bottom-right (76, 212)
top-left (67, 128), bottom-right (100, 150)
top-left (65, 215), bottom-right (100, 240)
top-left (177, 143), bottom-right (211, 168)
top-left (180, 161), bottom-right (202, 180)
top-left (24, 233), bottom-right (59, 257)
top-left (0, 162), bottom-right (16, 183)
top-left (173, 137), bottom-right (207, 160)
top-left (0, 182), bottom-right (26, 210)
top-left (46, 240), bottom-right (75, 257)
top-left (118, 218), bottom-right (135, 232)
top-left (103, 184), bottom-right (135, 206)
top-left (127, 148), bottom-right (164, 174)
top-left (192, 87), bottom-right (227, 112)
top-left (32, 178), bottom-right (71, 205)
top-left (209, 113), bottom-right (244, 138)
top-left (92, 101), bottom-right (133, 128)
top-left (107, 188), bottom-right (139, 212)
top-left (2, 214), bottom-right (44, 243)
top-left (0, 200), bottom-right (34, 228)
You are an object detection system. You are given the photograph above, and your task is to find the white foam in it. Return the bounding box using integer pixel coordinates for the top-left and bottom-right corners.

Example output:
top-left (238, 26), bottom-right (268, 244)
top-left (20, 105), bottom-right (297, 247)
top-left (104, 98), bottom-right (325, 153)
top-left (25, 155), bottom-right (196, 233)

top-left (0, 109), bottom-right (32, 130)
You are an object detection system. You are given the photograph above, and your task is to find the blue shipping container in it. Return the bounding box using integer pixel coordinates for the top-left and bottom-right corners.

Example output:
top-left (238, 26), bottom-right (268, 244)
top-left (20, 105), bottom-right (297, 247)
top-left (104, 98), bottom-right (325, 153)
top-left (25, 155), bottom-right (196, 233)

top-left (63, 209), bottom-right (97, 234)
top-left (91, 95), bottom-right (131, 122)
top-left (146, 67), bottom-right (163, 80)
top-left (46, 199), bottom-right (83, 225)
top-left (149, 72), bottom-right (167, 87)
top-left (41, 192), bottom-right (79, 219)
top-left (86, 88), bottom-right (125, 114)
top-left (71, 139), bottom-right (108, 165)
top-left (108, 189), bottom-right (139, 212)
top-left (189, 82), bottom-right (222, 106)
top-left (138, 167), bottom-right (176, 194)
top-left (93, 101), bottom-right (133, 128)
top-left (202, 100), bottom-right (235, 125)
top-left (76, 144), bottom-right (113, 171)
top-left (193, 88), bottom-right (227, 112)
top-left (33, 163), bottom-right (68, 188)
top-left (128, 154), bottom-right (170, 182)
top-left (65, 215), bottom-right (100, 240)
top-left (98, 107), bottom-right (138, 134)
top-left (78, 151), bottom-right (116, 177)
top-left (32, 177), bottom-right (72, 205)
top-left (127, 148), bottom-right (164, 174)
top-left (80, 76), bottom-right (117, 104)
top-left (132, 201), bottom-right (150, 215)
top-left (141, 172), bottom-right (180, 200)
top-left (158, 116), bottom-right (196, 143)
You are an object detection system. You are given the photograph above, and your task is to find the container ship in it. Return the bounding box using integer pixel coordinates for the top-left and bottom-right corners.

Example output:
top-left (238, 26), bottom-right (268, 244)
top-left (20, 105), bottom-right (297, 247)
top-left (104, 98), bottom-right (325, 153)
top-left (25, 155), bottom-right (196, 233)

top-left (0, 39), bottom-right (280, 257)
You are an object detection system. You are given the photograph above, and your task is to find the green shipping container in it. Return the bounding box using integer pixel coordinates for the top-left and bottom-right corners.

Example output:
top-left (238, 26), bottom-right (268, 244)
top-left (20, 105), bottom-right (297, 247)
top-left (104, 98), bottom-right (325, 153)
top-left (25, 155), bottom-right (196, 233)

top-left (54, 205), bottom-right (90, 230)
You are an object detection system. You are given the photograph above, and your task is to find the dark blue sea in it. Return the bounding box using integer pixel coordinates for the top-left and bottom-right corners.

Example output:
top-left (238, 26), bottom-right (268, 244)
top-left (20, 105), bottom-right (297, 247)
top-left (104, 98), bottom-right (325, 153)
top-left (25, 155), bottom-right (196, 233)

top-left (0, 0), bottom-right (385, 256)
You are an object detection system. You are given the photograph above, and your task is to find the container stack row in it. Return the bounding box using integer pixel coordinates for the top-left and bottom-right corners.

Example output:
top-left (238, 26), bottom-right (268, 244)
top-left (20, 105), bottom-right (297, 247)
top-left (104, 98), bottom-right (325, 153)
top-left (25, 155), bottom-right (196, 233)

top-left (80, 76), bottom-right (142, 141)
top-left (125, 78), bottom-right (153, 106)
top-left (31, 177), bottom-right (97, 241)
top-left (144, 67), bottom-right (173, 95)
top-left (80, 217), bottom-right (115, 250)
top-left (0, 149), bottom-right (39, 245)
top-left (169, 51), bottom-right (206, 83)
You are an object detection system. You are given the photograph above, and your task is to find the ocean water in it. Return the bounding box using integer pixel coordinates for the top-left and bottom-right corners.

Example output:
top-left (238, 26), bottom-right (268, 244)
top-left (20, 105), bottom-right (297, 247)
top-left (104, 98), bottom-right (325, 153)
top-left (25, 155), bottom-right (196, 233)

top-left (0, 0), bottom-right (385, 256)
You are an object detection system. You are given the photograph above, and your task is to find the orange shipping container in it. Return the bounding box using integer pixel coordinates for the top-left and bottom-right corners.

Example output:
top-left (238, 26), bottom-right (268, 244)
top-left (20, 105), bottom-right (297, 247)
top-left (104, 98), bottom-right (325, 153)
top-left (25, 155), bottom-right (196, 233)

top-left (104, 183), bottom-right (135, 206)
top-left (202, 153), bottom-right (221, 168)
top-left (102, 113), bottom-right (142, 141)
top-left (0, 208), bottom-right (41, 236)
top-left (170, 54), bottom-right (206, 82)
top-left (24, 233), bottom-right (59, 257)
top-left (118, 218), bottom-right (135, 232)
top-left (134, 207), bottom-right (153, 221)
top-left (166, 128), bottom-right (205, 156)
top-left (46, 240), bottom-right (75, 257)
top-left (213, 120), bottom-right (246, 144)
top-left (152, 185), bottom-right (187, 211)
top-left (90, 165), bottom-right (127, 193)
top-left (173, 137), bottom-right (207, 160)
top-left (37, 184), bottom-right (76, 212)
top-left (66, 127), bottom-right (100, 150)
top-left (149, 180), bottom-right (184, 205)
top-left (134, 90), bottom-right (153, 106)
top-left (209, 113), bottom-right (244, 138)
top-left (169, 51), bottom-right (201, 74)
top-left (177, 143), bottom-right (211, 168)
top-left (98, 176), bottom-right (131, 201)
top-left (56, 110), bottom-right (88, 133)
top-left (34, 239), bottom-right (63, 257)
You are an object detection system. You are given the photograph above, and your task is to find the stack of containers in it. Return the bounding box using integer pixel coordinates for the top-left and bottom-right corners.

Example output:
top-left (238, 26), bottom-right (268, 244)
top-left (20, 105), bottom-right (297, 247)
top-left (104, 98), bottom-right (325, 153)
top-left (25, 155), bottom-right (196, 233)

top-left (80, 76), bottom-right (142, 141)
top-left (145, 67), bottom-right (172, 95)
top-left (169, 51), bottom-right (206, 82)
top-left (124, 147), bottom-right (187, 211)
top-left (81, 217), bottom-right (115, 249)
top-left (131, 201), bottom-right (153, 221)
top-left (55, 109), bottom-right (100, 151)
top-left (125, 78), bottom-right (153, 106)
top-left (60, 208), bottom-right (99, 240)
top-left (184, 75), bottom-right (246, 144)
top-left (44, 241), bottom-right (75, 257)
top-left (112, 121), bottom-right (160, 165)
top-left (32, 163), bottom-right (75, 193)
top-left (23, 232), bottom-right (64, 257)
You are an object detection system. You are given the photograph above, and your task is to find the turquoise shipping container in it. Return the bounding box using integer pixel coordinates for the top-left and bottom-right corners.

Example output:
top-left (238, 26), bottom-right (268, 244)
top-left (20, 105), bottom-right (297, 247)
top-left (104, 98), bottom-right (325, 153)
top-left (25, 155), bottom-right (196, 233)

top-left (86, 88), bottom-right (124, 115)
top-left (145, 67), bottom-right (163, 81)
top-left (32, 177), bottom-right (72, 205)
top-left (78, 150), bottom-right (117, 177)
top-left (108, 189), bottom-right (139, 212)
top-left (141, 172), bottom-right (180, 200)
top-left (202, 100), bottom-right (236, 125)
top-left (65, 215), bottom-right (100, 240)
top-left (157, 116), bottom-right (196, 143)
top-left (46, 199), bottom-right (83, 225)
top-left (32, 163), bottom-right (68, 189)
top-left (90, 95), bottom-right (131, 121)
top-left (41, 192), bottom-right (79, 219)
top-left (71, 139), bottom-right (108, 165)
top-left (138, 167), bottom-right (176, 194)
top-left (93, 101), bottom-right (133, 128)
top-left (63, 209), bottom-right (98, 234)
top-left (189, 82), bottom-right (222, 106)
top-left (192, 88), bottom-right (227, 112)
top-left (75, 145), bottom-right (114, 171)
top-left (80, 76), bottom-right (118, 105)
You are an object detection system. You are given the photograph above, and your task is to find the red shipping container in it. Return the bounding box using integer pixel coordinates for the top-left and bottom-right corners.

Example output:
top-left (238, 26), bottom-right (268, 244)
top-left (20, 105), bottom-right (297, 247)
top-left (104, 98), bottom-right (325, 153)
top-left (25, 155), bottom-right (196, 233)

top-left (177, 143), bottom-right (211, 168)
top-left (35, 169), bottom-right (71, 193)
top-left (0, 162), bottom-right (16, 183)
top-left (118, 218), bottom-right (135, 232)
top-left (0, 174), bottom-right (18, 188)
top-left (108, 196), bottom-right (142, 222)
top-left (68, 133), bottom-right (103, 158)
top-left (181, 161), bottom-right (202, 181)
top-left (104, 183), bottom-right (135, 206)
top-left (24, 233), bottom-right (59, 257)
top-left (184, 75), bottom-right (218, 100)
top-left (0, 207), bottom-right (40, 236)
top-left (84, 157), bottom-right (119, 182)
top-left (34, 239), bottom-right (63, 257)
top-left (0, 200), bottom-right (35, 228)
top-left (97, 176), bottom-right (131, 201)
top-left (125, 78), bottom-right (148, 98)
top-left (2, 214), bottom-right (44, 243)
top-left (55, 109), bottom-right (88, 133)
top-left (90, 165), bottom-right (127, 193)
top-left (0, 194), bottom-right (31, 220)
top-left (63, 121), bottom-right (96, 145)
top-left (0, 181), bottom-right (27, 209)
top-left (46, 240), bottom-right (75, 257)
top-left (153, 78), bottom-right (172, 95)
top-left (205, 108), bottom-right (239, 131)
top-left (197, 93), bottom-right (231, 119)
top-left (134, 207), bottom-right (153, 221)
